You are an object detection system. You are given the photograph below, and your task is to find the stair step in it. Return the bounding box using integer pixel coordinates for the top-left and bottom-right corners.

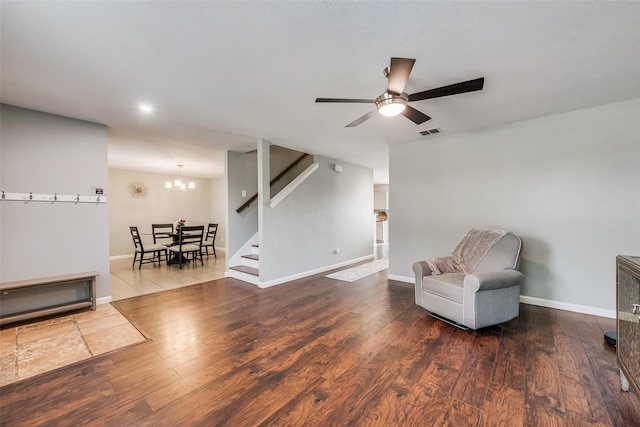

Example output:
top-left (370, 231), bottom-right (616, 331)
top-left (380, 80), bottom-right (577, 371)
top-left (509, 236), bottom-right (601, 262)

top-left (230, 265), bottom-right (259, 276)
top-left (242, 254), bottom-right (259, 261)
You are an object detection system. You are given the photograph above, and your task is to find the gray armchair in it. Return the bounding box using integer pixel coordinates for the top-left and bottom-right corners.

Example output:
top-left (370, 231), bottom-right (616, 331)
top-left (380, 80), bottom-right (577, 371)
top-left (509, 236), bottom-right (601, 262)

top-left (413, 229), bottom-right (523, 330)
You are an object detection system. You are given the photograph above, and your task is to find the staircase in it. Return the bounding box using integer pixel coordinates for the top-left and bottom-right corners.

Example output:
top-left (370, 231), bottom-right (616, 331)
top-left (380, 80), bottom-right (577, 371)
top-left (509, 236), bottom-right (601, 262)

top-left (229, 244), bottom-right (259, 284)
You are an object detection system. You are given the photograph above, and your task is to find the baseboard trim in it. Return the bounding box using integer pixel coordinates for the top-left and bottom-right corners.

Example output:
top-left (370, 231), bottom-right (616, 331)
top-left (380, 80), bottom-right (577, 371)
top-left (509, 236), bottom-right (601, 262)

top-left (258, 254), bottom-right (375, 288)
top-left (97, 296), bottom-right (112, 305)
top-left (227, 254), bottom-right (376, 288)
top-left (387, 275), bottom-right (615, 319)
top-left (110, 254), bottom-right (134, 260)
top-left (111, 248), bottom-right (224, 261)
top-left (519, 295), bottom-right (615, 319)
top-left (388, 274), bottom-right (413, 283)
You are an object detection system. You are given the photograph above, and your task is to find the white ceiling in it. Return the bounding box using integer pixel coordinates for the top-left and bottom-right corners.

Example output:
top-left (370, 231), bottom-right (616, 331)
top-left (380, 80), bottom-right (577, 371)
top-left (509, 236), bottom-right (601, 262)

top-left (2, 2), bottom-right (640, 184)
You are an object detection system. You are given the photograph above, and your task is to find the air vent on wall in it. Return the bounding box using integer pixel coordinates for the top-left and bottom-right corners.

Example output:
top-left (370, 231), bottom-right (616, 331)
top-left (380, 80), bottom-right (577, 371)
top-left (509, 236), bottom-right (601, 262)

top-left (419, 128), bottom-right (441, 136)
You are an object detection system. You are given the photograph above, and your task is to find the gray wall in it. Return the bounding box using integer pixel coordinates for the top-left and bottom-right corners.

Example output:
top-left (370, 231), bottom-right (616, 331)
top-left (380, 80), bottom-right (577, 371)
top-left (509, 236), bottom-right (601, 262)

top-left (108, 168), bottom-right (216, 256)
top-left (226, 150), bottom-right (258, 257)
top-left (260, 150), bottom-right (374, 282)
top-left (0, 105), bottom-right (110, 298)
top-left (226, 143), bottom-right (314, 260)
top-left (269, 145), bottom-right (314, 196)
top-left (389, 98), bottom-right (640, 313)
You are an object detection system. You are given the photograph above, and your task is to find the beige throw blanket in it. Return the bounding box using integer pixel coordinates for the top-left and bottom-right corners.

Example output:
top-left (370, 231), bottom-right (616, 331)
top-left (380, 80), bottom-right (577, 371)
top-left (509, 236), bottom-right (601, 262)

top-left (426, 229), bottom-right (507, 275)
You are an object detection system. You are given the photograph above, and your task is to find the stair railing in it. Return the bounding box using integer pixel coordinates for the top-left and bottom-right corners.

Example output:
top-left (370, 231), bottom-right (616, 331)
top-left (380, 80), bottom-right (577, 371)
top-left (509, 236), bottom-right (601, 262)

top-left (236, 153), bottom-right (310, 213)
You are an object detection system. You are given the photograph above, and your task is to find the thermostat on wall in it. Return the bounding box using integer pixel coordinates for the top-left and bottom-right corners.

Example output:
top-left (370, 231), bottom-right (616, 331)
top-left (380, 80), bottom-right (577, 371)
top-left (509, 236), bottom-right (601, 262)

top-left (92, 186), bottom-right (104, 195)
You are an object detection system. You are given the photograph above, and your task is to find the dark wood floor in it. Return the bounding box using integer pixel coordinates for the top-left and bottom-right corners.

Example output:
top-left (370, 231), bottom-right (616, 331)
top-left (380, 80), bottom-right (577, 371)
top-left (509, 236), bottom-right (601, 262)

top-left (1, 270), bottom-right (639, 426)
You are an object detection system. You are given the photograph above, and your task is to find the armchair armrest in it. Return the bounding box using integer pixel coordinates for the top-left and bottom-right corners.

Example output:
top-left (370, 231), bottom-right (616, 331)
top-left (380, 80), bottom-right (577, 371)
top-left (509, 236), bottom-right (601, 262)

top-left (413, 261), bottom-right (435, 306)
top-left (464, 269), bottom-right (524, 292)
top-left (413, 261), bottom-right (434, 278)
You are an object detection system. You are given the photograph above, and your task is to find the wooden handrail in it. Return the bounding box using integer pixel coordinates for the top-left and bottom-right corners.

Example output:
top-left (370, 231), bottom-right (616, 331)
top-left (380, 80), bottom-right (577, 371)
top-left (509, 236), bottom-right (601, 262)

top-left (236, 153), bottom-right (310, 213)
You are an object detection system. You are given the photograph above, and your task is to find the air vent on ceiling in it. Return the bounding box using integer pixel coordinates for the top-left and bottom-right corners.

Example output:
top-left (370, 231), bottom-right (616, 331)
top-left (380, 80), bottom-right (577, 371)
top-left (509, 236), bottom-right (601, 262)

top-left (419, 128), bottom-right (441, 136)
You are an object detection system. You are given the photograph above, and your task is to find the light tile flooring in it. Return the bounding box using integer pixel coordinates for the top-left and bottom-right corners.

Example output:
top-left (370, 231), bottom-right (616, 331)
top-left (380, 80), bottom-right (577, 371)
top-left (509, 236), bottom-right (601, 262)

top-left (0, 252), bottom-right (227, 387)
top-left (0, 304), bottom-right (146, 386)
top-left (109, 251), bottom-right (227, 301)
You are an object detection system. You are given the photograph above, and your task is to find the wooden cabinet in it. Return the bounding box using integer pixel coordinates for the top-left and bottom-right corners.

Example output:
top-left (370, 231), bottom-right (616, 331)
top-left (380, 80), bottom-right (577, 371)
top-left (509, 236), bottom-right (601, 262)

top-left (616, 255), bottom-right (640, 395)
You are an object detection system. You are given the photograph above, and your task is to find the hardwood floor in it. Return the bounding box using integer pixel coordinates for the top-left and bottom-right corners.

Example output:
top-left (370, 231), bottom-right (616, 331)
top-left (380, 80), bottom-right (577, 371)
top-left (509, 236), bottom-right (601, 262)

top-left (1, 269), bottom-right (638, 426)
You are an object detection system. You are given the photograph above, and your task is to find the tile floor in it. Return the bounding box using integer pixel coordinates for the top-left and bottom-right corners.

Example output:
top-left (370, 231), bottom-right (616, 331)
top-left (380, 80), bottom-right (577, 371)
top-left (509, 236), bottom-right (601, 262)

top-left (0, 304), bottom-right (146, 386)
top-left (109, 251), bottom-right (227, 301)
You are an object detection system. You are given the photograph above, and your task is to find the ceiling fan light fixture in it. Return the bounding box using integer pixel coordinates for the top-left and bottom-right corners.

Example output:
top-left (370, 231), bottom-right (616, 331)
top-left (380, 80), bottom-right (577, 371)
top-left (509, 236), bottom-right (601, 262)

top-left (316, 57), bottom-right (484, 127)
top-left (378, 102), bottom-right (406, 117)
top-left (376, 93), bottom-right (408, 117)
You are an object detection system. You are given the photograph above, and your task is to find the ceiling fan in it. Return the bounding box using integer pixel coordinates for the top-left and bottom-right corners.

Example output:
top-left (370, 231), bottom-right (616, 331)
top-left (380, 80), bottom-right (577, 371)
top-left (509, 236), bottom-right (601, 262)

top-left (315, 57), bottom-right (484, 128)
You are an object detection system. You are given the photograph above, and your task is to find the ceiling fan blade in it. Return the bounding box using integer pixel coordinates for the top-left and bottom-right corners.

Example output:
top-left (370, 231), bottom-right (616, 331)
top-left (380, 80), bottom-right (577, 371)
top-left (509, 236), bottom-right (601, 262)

top-left (387, 57), bottom-right (415, 96)
top-left (408, 77), bottom-right (485, 102)
top-left (345, 110), bottom-right (376, 127)
top-left (401, 106), bottom-right (431, 125)
top-left (316, 98), bottom-right (375, 103)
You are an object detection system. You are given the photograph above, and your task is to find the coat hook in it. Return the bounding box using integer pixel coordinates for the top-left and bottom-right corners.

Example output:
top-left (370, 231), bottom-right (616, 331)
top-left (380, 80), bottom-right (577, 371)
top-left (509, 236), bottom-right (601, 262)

top-left (51, 193), bottom-right (57, 204)
top-left (96, 195), bottom-right (100, 204)
top-left (1, 191), bottom-right (5, 200)
top-left (75, 194), bottom-right (80, 205)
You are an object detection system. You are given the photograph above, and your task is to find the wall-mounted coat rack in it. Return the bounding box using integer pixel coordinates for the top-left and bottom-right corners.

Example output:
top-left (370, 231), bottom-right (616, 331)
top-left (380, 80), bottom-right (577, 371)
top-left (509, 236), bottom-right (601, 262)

top-left (1, 191), bottom-right (107, 204)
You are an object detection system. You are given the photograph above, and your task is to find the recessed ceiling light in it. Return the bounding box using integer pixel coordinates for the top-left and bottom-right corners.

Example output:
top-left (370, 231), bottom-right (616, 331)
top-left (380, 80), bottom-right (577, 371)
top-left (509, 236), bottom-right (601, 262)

top-left (139, 104), bottom-right (153, 113)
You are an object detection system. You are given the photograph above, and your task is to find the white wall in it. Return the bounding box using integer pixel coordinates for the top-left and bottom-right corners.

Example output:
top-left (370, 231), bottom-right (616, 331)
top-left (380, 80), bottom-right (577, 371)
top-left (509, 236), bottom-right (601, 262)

top-left (108, 168), bottom-right (215, 256)
top-left (0, 105), bottom-right (110, 298)
top-left (389, 98), bottom-right (640, 314)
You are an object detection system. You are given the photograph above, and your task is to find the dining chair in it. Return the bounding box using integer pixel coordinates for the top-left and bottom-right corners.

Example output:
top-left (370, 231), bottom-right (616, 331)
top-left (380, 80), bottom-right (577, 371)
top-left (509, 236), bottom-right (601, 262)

top-left (151, 223), bottom-right (174, 247)
top-left (168, 225), bottom-right (205, 269)
top-left (201, 223), bottom-right (218, 258)
top-left (129, 226), bottom-right (168, 269)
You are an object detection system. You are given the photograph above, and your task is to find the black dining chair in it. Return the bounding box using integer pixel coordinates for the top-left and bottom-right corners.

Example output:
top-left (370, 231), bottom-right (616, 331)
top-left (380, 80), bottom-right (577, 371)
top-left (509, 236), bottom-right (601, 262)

top-left (129, 226), bottom-right (168, 269)
top-left (201, 223), bottom-right (218, 258)
top-left (168, 225), bottom-right (205, 269)
top-left (152, 223), bottom-right (174, 247)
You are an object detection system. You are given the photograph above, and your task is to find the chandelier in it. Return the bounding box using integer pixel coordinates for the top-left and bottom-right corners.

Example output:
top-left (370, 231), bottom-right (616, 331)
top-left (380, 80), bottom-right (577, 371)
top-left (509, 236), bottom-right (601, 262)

top-left (165, 164), bottom-right (195, 192)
